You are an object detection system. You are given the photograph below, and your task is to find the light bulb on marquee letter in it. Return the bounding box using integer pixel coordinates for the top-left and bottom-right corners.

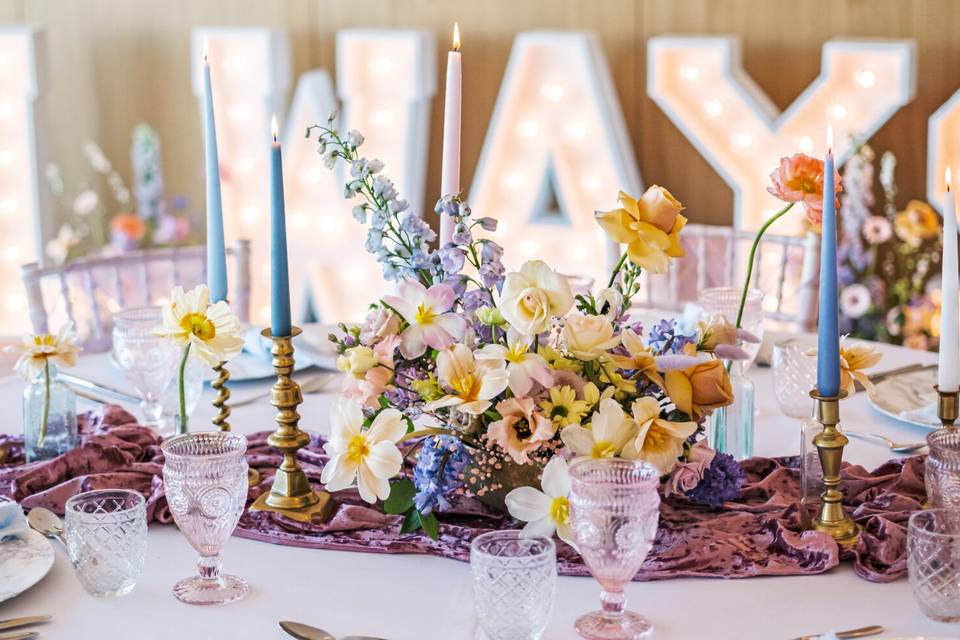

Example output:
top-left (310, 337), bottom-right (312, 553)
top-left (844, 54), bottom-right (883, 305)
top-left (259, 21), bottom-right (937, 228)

top-left (192, 28), bottom-right (435, 323)
top-left (648, 37), bottom-right (915, 232)
top-left (927, 89), bottom-right (960, 212)
top-left (470, 32), bottom-right (641, 283)
top-left (0, 27), bottom-right (47, 333)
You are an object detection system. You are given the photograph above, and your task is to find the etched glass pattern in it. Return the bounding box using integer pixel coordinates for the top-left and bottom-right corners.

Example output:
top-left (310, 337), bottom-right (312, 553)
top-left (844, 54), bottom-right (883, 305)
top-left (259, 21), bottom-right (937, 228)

top-left (471, 531), bottom-right (556, 640)
top-left (926, 429), bottom-right (960, 508)
top-left (568, 459), bottom-right (661, 640)
top-left (908, 508), bottom-right (960, 622)
top-left (64, 489), bottom-right (147, 597)
top-left (162, 431), bottom-right (249, 605)
top-left (112, 306), bottom-right (180, 427)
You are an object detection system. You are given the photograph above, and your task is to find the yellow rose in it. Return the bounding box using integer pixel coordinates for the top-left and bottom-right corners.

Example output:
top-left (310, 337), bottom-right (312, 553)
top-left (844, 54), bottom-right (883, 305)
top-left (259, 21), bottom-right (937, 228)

top-left (562, 314), bottom-right (620, 361)
top-left (336, 345), bottom-right (379, 379)
top-left (595, 186), bottom-right (687, 274)
top-left (893, 200), bottom-right (939, 248)
top-left (498, 260), bottom-right (574, 335)
top-left (664, 350), bottom-right (734, 420)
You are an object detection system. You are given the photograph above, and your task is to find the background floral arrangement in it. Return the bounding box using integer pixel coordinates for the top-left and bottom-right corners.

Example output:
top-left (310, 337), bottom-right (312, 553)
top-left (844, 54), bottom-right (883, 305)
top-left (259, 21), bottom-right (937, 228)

top-left (44, 123), bottom-right (196, 265)
top-left (308, 117), bottom-right (746, 541)
top-left (837, 143), bottom-right (943, 350)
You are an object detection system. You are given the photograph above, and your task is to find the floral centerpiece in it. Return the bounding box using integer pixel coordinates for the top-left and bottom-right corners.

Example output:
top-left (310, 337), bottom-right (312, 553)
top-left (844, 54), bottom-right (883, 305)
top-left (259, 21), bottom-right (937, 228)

top-left (307, 117), bottom-right (746, 541)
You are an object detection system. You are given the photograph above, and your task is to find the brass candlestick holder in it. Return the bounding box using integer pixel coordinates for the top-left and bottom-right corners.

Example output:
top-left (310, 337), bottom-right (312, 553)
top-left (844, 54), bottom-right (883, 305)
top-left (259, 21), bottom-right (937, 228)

top-left (935, 385), bottom-right (959, 429)
top-left (211, 362), bottom-right (231, 431)
top-left (809, 388), bottom-right (860, 546)
top-left (248, 326), bottom-right (334, 523)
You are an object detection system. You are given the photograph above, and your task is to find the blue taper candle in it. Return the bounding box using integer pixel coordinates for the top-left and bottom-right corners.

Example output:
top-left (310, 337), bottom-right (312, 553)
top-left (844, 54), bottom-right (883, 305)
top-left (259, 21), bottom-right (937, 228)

top-left (202, 39), bottom-right (228, 303)
top-left (269, 115), bottom-right (291, 337)
top-left (817, 126), bottom-right (841, 396)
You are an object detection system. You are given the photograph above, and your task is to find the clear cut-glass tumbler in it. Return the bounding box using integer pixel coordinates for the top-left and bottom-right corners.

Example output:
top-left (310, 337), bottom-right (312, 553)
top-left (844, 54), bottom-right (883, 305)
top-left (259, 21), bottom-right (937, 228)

top-left (162, 431), bottom-right (250, 605)
top-left (568, 459), bottom-right (661, 640)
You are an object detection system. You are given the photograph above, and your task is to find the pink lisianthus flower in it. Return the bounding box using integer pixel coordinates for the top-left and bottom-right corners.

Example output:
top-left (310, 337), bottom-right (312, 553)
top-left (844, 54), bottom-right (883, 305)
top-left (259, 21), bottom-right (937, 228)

top-left (383, 280), bottom-right (466, 358)
top-left (487, 397), bottom-right (556, 464)
top-left (342, 334), bottom-right (400, 409)
top-left (360, 306), bottom-right (401, 345)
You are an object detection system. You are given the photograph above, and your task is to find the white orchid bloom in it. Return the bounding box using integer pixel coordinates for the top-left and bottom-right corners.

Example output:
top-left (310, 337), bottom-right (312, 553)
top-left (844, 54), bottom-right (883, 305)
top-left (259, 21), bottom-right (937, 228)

top-left (320, 398), bottom-right (406, 503)
top-left (505, 456), bottom-right (576, 548)
top-left (426, 344), bottom-right (508, 415)
top-left (475, 330), bottom-right (553, 397)
top-left (560, 398), bottom-right (637, 459)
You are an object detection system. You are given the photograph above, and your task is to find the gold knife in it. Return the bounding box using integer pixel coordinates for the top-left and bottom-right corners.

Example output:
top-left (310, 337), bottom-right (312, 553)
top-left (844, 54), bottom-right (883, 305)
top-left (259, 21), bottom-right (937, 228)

top-left (856, 363), bottom-right (934, 392)
top-left (0, 631), bottom-right (40, 640)
top-left (791, 624), bottom-right (884, 640)
top-left (0, 616), bottom-right (50, 631)
top-left (279, 621), bottom-right (335, 640)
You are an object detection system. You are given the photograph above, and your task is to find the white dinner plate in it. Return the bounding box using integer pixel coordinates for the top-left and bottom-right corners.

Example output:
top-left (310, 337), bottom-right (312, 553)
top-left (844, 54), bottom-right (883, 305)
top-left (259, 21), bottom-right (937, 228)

top-left (229, 324), bottom-right (338, 382)
top-left (0, 529), bottom-right (55, 603)
top-left (867, 367), bottom-right (940, 429)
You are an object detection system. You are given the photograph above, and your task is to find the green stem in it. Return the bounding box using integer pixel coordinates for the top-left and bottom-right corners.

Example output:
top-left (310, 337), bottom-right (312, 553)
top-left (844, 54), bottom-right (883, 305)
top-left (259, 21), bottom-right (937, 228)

top-left (177, 343), bottom-right (191, 434)
top-left (607, 251), bottom-right (629, 288)
top-left (39, 360), bottom-right (49, 447)
top-left (736, 202), bottom-right (795, 327)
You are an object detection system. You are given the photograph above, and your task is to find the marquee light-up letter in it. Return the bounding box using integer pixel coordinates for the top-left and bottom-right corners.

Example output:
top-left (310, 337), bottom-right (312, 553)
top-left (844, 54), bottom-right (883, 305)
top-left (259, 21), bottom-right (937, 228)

top-left (928, 90), bottom-right (960, 211)
top-left (0, 27), bottom-right (46, 333)
top-left (470, 31), bottom-right (642, 283)
top-left (648, 37), bottom-right (915, 232)
top-left (191, 28), bottom-right (435, 324)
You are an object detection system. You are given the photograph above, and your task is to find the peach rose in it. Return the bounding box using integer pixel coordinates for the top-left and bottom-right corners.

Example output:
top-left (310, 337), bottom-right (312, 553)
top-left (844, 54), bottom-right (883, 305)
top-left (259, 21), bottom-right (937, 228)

top-left (767, 153), bottom-right (842, 225)
top-left (562, 314), bottom-right (620, 361)
top-left (664, 349), bottom-right (734, 420)
top-left (595, 186), bottom-right (687, 274)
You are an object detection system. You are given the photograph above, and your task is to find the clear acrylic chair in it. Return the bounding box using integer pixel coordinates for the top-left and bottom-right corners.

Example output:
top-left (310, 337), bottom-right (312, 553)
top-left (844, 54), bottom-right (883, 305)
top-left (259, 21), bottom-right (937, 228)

top-left (633, 223), bottom-right (820, 332)
top-left (20, 240), bottom-right (251, 352)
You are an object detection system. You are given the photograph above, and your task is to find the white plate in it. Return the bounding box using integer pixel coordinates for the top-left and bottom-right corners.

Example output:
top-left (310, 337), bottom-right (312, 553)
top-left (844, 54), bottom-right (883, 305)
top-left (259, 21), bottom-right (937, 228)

top-left (0, 529), bottom-right (55, 603)
top-left (230, 324), bottom-right (338, 382)
top-left (868, 367), bottom-right (940, 429)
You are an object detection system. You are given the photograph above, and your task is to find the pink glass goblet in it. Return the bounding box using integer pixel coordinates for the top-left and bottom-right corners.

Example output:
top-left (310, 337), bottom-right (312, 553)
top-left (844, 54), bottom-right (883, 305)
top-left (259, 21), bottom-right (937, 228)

top-left (162, 431), bottom-right (250, 605)
top-left (568, 458), bottom-right (661, 640)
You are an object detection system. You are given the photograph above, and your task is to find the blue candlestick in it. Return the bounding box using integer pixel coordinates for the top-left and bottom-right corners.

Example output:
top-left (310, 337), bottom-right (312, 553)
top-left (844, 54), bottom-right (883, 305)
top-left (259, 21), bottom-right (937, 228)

top-left (270, 131), bottom-right (291, 337)
top-left (817, 150), bottom-right (841, 396)
top-left (202, 60), bottom-right (228, 303)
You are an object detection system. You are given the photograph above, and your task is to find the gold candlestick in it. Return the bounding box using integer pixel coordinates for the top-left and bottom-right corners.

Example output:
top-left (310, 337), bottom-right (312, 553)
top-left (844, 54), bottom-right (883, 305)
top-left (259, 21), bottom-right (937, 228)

top-left (809, 389), bottom-right (859, 546)
top-left (211, 362), bottom-right (231, 431)
top-left (249, 326), bottom-right (334, 523)
top-left (935, 385), bottom-right (959, 429)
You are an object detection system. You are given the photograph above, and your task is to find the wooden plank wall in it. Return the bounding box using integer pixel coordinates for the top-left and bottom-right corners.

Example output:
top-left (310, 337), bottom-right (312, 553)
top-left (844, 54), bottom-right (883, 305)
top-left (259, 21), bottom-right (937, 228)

top-left (2, 0), bottom-right (959, 234)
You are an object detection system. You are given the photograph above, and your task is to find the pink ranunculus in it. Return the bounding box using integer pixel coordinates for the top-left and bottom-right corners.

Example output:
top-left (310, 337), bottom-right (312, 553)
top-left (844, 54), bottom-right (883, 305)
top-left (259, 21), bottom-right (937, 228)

top-left (360, 306), bottom-right (401, 345)
top-left (342, 334), bottom-right (400, 409)
top-left (665, 461), bottom-right (707, 498)
top-left (766, 153), bottom-right (842, 226)
top-left (486, 397), bottom-right (556, 465)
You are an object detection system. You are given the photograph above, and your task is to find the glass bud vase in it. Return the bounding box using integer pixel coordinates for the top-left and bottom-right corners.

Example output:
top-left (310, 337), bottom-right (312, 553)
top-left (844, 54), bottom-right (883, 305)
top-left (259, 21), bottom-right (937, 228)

top-left (23, 364), bottom-right (78, 462)
top-left (707, 359), bottom-right (755, 460)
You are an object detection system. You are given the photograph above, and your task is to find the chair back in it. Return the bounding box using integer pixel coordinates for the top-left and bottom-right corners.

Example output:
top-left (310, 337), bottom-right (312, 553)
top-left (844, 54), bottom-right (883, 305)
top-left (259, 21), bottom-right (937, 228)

top-left (633, 223), bottom-right (820, 331)
top-left (20, 240), bottom-right (251, 352)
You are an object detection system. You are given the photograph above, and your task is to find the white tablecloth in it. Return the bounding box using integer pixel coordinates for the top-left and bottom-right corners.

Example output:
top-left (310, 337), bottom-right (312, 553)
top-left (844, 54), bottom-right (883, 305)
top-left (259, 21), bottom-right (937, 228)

top-left (0, 336), bottom-right (955, 640)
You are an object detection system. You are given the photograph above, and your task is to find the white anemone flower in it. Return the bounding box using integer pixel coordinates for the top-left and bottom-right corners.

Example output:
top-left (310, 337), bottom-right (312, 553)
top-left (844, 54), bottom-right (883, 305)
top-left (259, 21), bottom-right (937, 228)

top-left (426, 344), bottom-right (508, 415)
top-left (320, 398), bottom-right (406, 503)
top-left (560, 398), bottom-right (637, 459)
top-left (475, 330), bottom-right (553, 396)
top-left (505, 455), bottom-right (576, 549)
top-left (153, 285), bottom-right (244, 366)
top-left (6, 322), bottom-right (80, 380)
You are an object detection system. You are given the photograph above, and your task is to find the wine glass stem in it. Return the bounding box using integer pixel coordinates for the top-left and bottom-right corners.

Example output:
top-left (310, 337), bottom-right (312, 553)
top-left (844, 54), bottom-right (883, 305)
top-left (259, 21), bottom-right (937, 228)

top-left (600, 589), bottom-right (626, 619)
top-left (141, 398), bottom-right (162, 425)
top-left (197, 553), bottom-right (222, 581)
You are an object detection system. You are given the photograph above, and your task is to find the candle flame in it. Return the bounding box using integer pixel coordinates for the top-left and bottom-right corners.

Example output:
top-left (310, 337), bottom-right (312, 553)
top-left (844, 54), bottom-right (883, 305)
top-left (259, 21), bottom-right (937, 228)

top-left (202, 36), bottom-right (209, 62)
top-left (271, 114), bottom-right (278, 143)
top-left (948, 167), bottom-right (953, 193)
top-left (826, 124), bottom-right (833, 153)
top-left (452, 23), bottom-right (461, 52)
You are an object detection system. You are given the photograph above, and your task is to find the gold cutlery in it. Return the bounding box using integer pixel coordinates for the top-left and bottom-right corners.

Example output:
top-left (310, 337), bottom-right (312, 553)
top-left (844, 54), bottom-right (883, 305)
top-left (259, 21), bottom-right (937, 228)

top-left (279, 620), bottom-right (387, 640)
top-left (27, 507), bottom-right (66, 545)
top-left (791, 624), bottom-right (884, 640)
top-left (844, 430), bottom-right (927, 454)
top-left (0, 632), bottom-right (39, 640)
top-left (0, 616), bottom-right (49, 632)
top-left (58, 372), bottom-right (140, 404)
top-left (856, 363), bottom-right (935, 392)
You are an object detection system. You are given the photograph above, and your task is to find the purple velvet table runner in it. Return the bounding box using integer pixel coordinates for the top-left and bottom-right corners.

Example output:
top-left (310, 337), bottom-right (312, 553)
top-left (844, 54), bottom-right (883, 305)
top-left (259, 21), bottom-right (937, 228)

top-left (0, 406), bottom-right (923, 583)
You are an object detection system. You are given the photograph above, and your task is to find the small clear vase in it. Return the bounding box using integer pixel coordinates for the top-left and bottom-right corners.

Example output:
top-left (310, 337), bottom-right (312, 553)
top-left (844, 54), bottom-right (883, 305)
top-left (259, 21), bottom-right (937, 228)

top-left (707, 359), bottom-right (755, 460)
top-left (23, 364), bottom-right (78, 462)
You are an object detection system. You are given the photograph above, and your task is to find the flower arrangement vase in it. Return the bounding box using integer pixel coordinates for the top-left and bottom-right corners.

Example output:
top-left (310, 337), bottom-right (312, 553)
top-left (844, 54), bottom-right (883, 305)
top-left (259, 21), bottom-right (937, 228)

top-left (707, 359), bottom-right (755, 460)
top-left (23, 364), bottom-right (78, 462)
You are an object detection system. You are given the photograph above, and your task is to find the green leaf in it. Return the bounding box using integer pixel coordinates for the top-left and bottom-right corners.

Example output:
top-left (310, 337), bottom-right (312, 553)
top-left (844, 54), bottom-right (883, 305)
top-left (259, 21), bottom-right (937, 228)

top-left (400, 509), bottom-right (421, 534)
top-left (383, 479), bottom-right (416, 515)
top-left (420, 511), bottom-right (439, 540)
top-left (378, 395), bottom-right (390, 409)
